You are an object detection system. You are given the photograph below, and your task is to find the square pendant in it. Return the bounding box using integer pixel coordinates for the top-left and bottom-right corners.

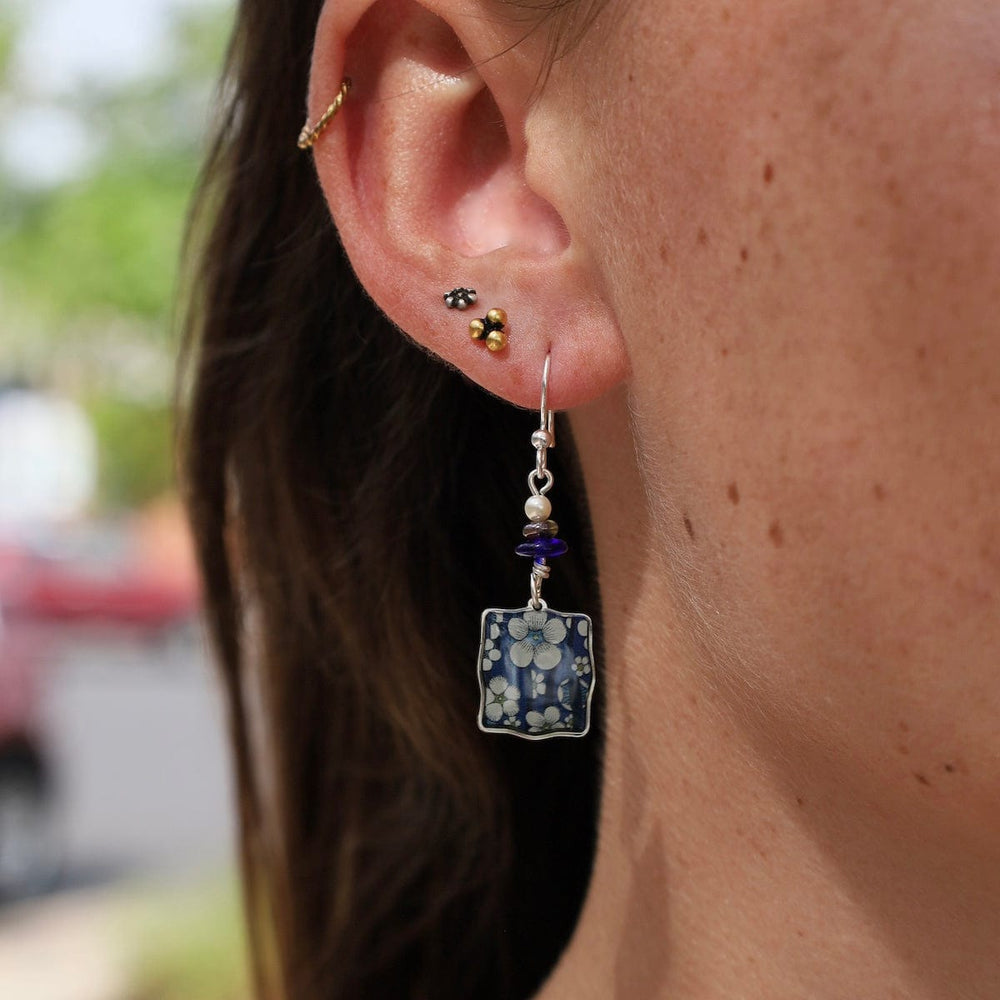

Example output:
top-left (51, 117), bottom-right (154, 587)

top-left (477, 605), bottom-right (595, 739)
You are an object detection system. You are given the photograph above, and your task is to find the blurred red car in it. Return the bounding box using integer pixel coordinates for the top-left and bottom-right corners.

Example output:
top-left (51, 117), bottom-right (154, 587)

top-left (0, 607), bottom-right (58, 899)
top-left (0, 507), bottom-right (200, 898)
top-left (0, 513), bottom-right (198, 633)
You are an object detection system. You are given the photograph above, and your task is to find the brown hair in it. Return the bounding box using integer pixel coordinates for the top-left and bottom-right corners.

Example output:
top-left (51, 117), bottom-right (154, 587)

top-left (178, 2), bottom-right (604, 998)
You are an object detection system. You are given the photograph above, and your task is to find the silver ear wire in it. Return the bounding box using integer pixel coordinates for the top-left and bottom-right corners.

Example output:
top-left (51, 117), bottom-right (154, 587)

top-left (528, 352), bottom-right (556, 609)
top-left (538, 351), bottom-right (555, 449)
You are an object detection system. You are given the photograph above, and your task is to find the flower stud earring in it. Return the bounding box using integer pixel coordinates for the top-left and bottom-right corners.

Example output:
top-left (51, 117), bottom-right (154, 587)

top-left (476, 352), bottom-right (596, 739)
top-left (444, 288), bottom-right (477, 310)
top-left (469, 308), bottom-right (508, 353)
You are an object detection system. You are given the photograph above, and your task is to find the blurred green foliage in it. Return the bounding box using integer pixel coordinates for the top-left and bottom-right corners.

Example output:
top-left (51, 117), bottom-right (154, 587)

top-left (0, 156), bottom-right (196, 324)
top-left (86, 396), bottom-right (175, 510)
top-left (122, 874), bottom-right (248, 1000)
top-left (0, 2), bottom-right (233, 511)
top-left (0, 16), bottom-right (16, 85)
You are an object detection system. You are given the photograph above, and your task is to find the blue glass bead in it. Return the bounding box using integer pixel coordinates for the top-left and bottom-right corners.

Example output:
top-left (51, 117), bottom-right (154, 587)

top-left (515, 537), bottom-right (568, 559)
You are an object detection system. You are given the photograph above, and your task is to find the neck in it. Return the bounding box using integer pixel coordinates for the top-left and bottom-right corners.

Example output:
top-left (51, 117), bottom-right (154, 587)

top-left (537, 388), bottom-right (1000, 1000)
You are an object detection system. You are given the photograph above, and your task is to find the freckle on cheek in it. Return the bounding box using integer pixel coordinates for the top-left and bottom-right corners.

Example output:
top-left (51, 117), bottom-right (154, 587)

top-left (873, 483), bottom-right (886, 501)
top-left (763, 162), bottom-right (774, 184)
top-left (768, 520), bottom-right (784, 547)
top-left (728, 482), bottom-right (740, 505)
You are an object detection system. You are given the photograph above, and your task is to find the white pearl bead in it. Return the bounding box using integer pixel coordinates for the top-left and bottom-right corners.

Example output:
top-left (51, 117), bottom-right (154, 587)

top-left (524, 495), bottom-right (552, 522)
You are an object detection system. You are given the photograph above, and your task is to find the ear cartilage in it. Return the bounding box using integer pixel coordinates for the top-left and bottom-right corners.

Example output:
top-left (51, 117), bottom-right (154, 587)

top-left (470, 308), bottom-right (508, 352)
top-left (444, 287), bottom-right (477, 310)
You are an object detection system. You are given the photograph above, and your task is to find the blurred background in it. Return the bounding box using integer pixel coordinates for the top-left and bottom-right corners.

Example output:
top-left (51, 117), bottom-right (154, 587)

top-left (0, 1), bottom-right (246, 997)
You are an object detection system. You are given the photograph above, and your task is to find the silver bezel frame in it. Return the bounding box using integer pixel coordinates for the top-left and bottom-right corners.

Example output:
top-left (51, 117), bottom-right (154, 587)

top-left (476, 605), bottom-right (596, 740)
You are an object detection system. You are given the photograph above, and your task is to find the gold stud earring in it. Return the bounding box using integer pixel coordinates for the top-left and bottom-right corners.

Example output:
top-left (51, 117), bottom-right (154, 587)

top-left (297, 78), bottom-right (352, 150)
top-left (469, 308), bottom-right (508, 352)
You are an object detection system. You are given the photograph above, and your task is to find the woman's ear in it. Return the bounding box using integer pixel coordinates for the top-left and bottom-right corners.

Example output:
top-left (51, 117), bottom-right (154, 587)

top-left (305, 0), bottom-right (628, 410)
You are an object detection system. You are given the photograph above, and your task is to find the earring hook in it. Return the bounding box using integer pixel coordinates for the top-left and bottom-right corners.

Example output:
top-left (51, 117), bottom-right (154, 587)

top-left (540, 352), bottom-right (555, 448)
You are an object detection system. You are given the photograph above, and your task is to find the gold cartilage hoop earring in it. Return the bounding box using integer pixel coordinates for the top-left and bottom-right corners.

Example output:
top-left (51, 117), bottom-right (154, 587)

top-left (297, 78), bottom-right (352, 150)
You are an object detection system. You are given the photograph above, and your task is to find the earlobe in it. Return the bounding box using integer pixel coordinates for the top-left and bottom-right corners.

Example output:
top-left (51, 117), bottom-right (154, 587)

top-left (306, 0), bottom-right (629, 410)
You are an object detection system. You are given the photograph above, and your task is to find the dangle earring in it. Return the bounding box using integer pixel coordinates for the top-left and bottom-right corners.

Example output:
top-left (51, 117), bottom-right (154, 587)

top-left (476, 353), bottom-right (596, 739)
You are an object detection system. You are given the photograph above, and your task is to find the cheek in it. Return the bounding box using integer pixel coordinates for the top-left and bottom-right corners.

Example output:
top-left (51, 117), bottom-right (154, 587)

top-left (569, 3), bottom-right (1000, 831)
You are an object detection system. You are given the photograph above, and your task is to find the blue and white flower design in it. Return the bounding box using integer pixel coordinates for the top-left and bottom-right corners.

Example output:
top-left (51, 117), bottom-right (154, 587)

top-left (478, 606), bottom-right (595, 738)
top-left (558, 676), bottom-right (588, 710)
top-left (481, 639), bottom-right (502, 671)
top-left (484, 675), bottom-right (519, 722)
top-left (507, 610), bottom-right (567, 670)
top-left (526, 705), bottom-right (565, 733)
